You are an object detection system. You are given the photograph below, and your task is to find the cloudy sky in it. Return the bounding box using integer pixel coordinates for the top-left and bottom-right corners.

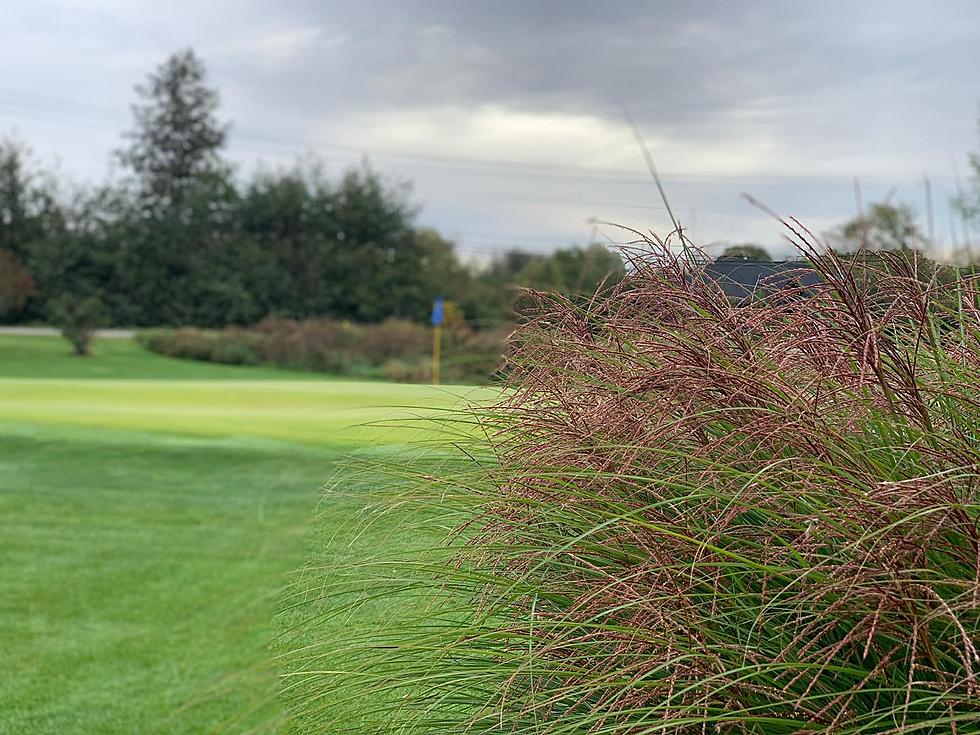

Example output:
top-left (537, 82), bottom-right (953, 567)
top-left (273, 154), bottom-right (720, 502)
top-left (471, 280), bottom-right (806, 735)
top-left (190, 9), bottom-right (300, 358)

top-left (2, 0), bottom-right (979, 259)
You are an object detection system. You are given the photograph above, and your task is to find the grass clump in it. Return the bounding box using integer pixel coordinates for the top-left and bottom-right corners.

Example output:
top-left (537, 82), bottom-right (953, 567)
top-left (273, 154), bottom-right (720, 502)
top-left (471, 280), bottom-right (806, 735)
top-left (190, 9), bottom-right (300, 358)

top-left (286, 227), bottom-right (980, 732)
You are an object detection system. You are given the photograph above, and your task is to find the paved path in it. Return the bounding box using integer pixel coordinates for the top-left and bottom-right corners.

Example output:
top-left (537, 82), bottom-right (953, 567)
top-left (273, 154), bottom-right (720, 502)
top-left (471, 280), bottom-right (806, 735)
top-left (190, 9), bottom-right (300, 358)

top-left (0, 326), bottom-right (137, 339)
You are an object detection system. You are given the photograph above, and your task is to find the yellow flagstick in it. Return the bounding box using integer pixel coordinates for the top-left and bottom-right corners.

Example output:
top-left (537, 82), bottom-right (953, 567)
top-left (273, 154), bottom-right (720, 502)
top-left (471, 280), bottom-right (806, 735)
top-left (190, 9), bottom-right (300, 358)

top-left (432, 324), bottom-right (442, 385)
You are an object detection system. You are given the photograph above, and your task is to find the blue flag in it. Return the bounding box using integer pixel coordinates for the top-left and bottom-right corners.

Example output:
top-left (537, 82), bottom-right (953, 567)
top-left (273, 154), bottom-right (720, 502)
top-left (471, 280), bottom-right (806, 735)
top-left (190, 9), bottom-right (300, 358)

top-left (431, 296), bottom-right (444, 326)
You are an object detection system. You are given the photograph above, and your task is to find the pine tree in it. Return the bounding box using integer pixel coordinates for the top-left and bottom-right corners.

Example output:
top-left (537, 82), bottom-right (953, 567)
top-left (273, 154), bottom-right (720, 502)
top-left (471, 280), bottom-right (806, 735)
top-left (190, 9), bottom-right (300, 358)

top-left (117, 48), bottom-right (228, 211)
top-left (0, 138), bottom-right (63, 260)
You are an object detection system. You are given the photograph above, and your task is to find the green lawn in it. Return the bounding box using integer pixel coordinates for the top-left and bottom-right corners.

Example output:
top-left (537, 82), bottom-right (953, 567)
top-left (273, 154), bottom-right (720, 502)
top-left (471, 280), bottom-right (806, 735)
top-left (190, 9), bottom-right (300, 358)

top-left (0, 334), bottom-right (324, 380)
top-left (0, 336), bottom-right (487, 733)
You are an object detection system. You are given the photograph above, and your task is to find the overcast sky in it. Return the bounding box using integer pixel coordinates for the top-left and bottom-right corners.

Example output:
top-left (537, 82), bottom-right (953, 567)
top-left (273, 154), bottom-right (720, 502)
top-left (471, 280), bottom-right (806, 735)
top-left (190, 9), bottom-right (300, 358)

top-left (2, 0), bottom-right (979, 259)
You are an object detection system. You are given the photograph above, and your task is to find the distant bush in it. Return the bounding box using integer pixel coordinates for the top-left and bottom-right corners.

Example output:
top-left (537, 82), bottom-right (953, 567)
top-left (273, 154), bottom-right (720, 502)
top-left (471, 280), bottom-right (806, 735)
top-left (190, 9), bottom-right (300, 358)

top-left (357, 318), bottom-right (430, 363)
top-left (48, 293), bottom-right (104, 356)
top-left (290, 238), bottom-right (980, 732)
top-left (139, 316), bottom-right (509, 383)
top-left (139, 327), bottom-right (228, 362)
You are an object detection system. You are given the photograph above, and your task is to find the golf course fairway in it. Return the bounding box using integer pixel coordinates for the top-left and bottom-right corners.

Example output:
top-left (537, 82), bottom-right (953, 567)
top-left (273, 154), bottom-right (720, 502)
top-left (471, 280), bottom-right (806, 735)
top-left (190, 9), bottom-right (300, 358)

top-left (0, 336), bottom-right (489, 733)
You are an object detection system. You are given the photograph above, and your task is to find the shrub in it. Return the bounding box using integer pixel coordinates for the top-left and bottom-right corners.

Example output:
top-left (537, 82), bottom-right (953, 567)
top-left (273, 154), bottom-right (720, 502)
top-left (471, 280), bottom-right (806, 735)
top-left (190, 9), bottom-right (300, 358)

top-left (358, 318), bottom-right (431, 363)
top-left (139, 327), bottom-right (217, 361)
top-left (381, 357), bottom-right (429, 383)
top-left (140, 315), bottom-right (508, 383)
top-left (288, 232), bottom-right (980, 732)
top-left (206, 327), bottom-right (262, 365)
top-left (253, 316), bottom-right (354, 372)
top-left (442, 324), bottom-right (511, 381)
top-left (48, 293), bottom-right (104, 356)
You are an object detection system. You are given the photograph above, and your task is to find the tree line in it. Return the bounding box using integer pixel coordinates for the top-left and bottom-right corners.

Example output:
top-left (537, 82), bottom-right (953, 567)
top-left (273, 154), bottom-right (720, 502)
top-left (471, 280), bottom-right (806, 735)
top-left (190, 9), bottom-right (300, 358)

top-left (0, 49), bottom-right (625, 330)
top-left (4, 49), bottom-right (976, 335)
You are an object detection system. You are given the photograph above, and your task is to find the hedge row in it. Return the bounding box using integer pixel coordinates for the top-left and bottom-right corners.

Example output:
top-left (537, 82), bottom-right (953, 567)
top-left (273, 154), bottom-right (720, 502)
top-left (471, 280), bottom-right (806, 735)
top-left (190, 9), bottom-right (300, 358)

top-left (138, 316), bottom-right (509, 383)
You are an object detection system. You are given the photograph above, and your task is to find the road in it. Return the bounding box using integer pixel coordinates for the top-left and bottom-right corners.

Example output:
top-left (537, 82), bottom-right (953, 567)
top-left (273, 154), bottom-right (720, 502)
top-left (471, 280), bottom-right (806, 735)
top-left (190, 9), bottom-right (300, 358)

top-left (0, 326), bottom-right (136, 339)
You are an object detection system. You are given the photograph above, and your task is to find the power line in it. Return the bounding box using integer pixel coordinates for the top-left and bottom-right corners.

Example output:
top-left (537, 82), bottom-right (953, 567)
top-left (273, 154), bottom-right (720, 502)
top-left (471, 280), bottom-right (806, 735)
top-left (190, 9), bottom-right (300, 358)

top-left (0, 87), bottom-right (967, 256)
top-left (415, 186), bottom-right (671, 212)
top-left (232, 132), bottom-right (949, 188)
top-left (0, 87), bottom-right (959, 189)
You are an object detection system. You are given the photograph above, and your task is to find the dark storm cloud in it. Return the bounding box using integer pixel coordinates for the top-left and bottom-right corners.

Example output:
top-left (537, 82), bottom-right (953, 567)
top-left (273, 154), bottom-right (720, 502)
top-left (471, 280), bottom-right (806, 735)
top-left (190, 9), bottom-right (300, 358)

top-left (216, 0), bottom-right (979, 133)
top-left (2, 0), bottom-right (979, 254)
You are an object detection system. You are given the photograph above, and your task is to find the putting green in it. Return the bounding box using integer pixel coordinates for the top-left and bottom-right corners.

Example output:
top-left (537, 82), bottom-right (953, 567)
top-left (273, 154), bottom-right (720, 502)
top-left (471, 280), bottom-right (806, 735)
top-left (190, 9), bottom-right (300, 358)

top-left (1, 378), bottom-right (493, 446)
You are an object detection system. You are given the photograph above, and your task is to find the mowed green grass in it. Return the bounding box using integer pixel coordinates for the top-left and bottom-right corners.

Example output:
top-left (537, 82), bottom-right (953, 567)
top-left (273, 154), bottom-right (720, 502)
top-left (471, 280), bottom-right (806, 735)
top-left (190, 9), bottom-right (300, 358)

top-left (0, 334), bottom-right (323, 380)
top-left (0, 336), bottom-right (488, 733)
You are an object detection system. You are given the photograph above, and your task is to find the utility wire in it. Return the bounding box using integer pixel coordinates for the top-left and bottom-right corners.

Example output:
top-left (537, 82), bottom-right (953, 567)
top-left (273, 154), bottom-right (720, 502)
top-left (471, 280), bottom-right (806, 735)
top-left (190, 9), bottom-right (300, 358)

top-left (0, 87), bottom-right (955, 187)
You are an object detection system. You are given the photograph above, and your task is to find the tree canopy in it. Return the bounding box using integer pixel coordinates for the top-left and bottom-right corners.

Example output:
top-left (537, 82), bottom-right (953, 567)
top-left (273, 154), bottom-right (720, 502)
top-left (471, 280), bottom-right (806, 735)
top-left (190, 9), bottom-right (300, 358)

top-left (117, 48), bottom-right (228, 211)
top-left (720, 244), bottom-right (771, 260)
top-left (832, 202), bottom-right (925, 254)
top-left (0, 51), bottom-right (628, 330)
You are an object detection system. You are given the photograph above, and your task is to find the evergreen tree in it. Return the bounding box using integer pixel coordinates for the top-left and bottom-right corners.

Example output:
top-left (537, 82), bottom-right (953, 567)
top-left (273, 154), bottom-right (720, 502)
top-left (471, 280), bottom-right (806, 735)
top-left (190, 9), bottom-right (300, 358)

top-left (0, 137), bottom-right (68, 321)
top-left (0, 138), bottom-right (56, 259)
top-left (114, 49), bottom-right (257, 325)
top-left (117, 48), bottom-right (228, 211)
top-left (240, 164), bottom-right (335, 318)
top-left (243, 162), bottom-right (429, 322)
top-left (327, 165), bottom-right (419, 322)
top-left (24, 187), bottom-right (118, 321)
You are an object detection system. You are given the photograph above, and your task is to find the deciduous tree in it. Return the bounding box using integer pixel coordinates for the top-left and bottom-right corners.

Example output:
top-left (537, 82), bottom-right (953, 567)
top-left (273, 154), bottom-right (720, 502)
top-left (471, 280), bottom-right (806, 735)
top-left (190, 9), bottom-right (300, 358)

top-left (721, 244), bottom-right (771, 260)
top-left (832, 202), bottom-right (925, 253)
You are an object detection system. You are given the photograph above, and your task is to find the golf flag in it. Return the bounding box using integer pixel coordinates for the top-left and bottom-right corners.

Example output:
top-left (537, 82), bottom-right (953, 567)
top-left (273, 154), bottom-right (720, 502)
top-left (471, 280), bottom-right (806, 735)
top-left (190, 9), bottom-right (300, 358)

top-left (431, 297), bottom-right (444, 385)
top-left (431, 296), bottom-right (444, 326)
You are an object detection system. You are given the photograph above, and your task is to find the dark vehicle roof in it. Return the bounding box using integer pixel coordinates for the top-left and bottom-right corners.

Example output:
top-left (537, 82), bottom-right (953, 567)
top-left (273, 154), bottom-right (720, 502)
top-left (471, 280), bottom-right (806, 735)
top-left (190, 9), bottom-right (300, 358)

top-left (701, 259), bottom-right (823, 301)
